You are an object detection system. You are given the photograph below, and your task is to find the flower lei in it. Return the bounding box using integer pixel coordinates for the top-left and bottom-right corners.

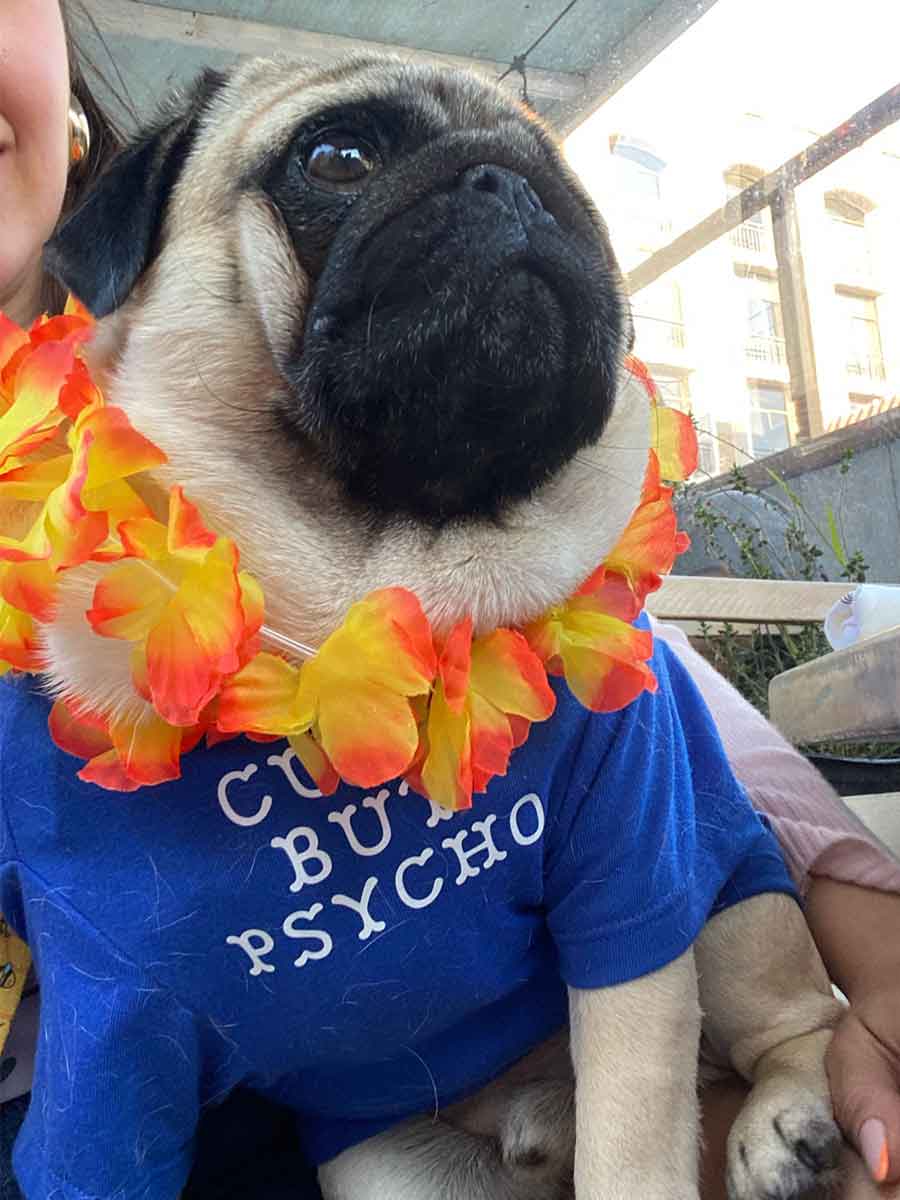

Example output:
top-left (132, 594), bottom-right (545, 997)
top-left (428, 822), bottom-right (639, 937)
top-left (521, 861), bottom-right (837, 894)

top-left (0, 300), bottom-right (697, 811)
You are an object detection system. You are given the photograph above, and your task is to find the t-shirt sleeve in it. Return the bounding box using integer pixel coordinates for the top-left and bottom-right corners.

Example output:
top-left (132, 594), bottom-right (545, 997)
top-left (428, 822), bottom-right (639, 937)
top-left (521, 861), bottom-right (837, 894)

top-left (1, 864), bottom-right (201, 1200)
top-left (543, 640), bottom-right (796, 990)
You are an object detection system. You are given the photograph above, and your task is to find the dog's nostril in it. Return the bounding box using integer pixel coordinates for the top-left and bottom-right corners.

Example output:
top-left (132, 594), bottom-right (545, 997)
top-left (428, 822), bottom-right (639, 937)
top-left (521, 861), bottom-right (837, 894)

top-left (456, 164), bottom-right (545, 222)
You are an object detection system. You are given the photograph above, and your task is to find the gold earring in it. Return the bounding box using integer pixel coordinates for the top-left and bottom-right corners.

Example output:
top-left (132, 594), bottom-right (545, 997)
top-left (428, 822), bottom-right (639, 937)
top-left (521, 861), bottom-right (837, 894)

top-left (68, 94), bottom-right (90, 171)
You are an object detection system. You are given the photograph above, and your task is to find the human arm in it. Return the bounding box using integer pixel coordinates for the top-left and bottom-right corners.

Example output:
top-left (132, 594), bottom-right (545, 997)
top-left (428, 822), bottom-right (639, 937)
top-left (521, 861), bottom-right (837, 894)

top-left (651, 617), bottom-right (900, 1185)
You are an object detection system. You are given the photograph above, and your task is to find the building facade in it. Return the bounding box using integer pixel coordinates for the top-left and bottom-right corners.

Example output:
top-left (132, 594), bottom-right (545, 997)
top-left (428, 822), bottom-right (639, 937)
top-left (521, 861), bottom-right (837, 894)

top-left (564, 6), bottom-right (900, 478)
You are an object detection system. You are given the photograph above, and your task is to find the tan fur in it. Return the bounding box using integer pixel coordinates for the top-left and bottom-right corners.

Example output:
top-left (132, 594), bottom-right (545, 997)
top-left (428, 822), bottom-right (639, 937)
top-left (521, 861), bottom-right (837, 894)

top-left (42, 57), bottom-right (648, 720)
top-left (39, 56), bottom-right (843, 1200)
top-left (322, 896), bottom-right (843, 1200)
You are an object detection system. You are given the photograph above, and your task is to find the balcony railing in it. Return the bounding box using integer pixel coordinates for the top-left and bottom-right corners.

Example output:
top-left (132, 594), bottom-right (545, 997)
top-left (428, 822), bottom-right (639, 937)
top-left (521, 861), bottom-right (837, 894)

top-left (633, 314), bottom-right (687, 351)
top-left (745, 334), bottom-right (786, 366)
top-left (847, 355), bottom-right (887, 381)
top-left (730, 221), bottom-right (771, 255)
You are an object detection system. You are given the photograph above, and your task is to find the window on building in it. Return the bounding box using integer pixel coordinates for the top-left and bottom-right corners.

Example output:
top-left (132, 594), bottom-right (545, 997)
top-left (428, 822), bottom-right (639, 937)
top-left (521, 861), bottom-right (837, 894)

top-left (740, 272), bottom-right (785, 366)
top-left (826, 191), bottom-right (874, 282)
top-left (632, 280), bottom-right (686, 359)
top-left (837, 290), bottom-right (885, 382)
top-left (610, 136), bottom-right (666, 200)
top-left (725, 165), bottom-right (770, 254)
top-left (652, 372), bottom-right (691, 411)
top-left (748, 383), bottom-right (791, 456)
top-left (697, 436), bottom-right (720, 478)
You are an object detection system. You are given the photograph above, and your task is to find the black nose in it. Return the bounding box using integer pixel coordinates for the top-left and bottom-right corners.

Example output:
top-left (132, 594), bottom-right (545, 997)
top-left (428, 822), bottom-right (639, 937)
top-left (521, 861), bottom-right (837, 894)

top-left (456, 164), bottom-right (545, 223)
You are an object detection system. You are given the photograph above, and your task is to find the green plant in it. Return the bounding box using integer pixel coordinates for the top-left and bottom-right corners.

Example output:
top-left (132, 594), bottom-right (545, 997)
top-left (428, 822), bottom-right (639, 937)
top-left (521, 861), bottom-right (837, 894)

top-left (680, 451), bottom-right (898, 755)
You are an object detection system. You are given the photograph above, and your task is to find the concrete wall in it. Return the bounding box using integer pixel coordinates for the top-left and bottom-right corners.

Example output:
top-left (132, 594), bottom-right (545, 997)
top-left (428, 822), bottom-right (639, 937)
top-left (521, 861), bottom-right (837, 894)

top-left (675, 408), bottom-right (900, 584)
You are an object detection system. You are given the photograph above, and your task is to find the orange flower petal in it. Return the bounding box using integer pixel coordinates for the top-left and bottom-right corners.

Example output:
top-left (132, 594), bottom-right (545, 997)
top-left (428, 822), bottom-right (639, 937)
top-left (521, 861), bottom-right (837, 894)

top-left (0, 317), bottom-right (29, 388)
top-left (421, 682), bottom-right (473, 812)
top-left (0, 600), bottom-right (40, 670)
top-left (651, 401), bottom-right (699, 483)
top-left (117, 516), bottom-right (169, 561)
top-left (0, 454), bottom-right (70, 501)
top-left (76, 405), bottom-right (167, 489)
top-left (88, 560), bottom-right (170, 640)
top-left (437, 617), bottom-right (472, 714)
top-left (63, 294), bottom-right (94, 322)
top-left (0, 559), bottom-right (56, 621)
top-left (287, 731), bottom-right (340, 795)
top-left (144, 539), bottom-right (244, 725)
top-left (216, 652), bottom-right (304, 735)
top-left (167, 486), bottom-right (217, 556)
top-left (0, 516), bottom-right (51, 564)
top-left (49, 697), bottom-right (113, 760)
top-left (108, 710), bottom-right (183, 786)
top-left (604, 453), bottom-right (689, 604)
top-left (78, 749), bottom-right (144, 792)
top-left (239, 572), bottom-right (264, 631)
top-left (28, 314), bottom-right (92, 348)
top-left (44, 430), bottom-right (109, 569)
top-left (571, 570), bottom-right (641, 624)
top-left (623, 353), bottom-right (658, 400)
top-left (468, 691), bottom-right (516, 785)
top-left (86, 479), bottom-right (153, 525)
top-left (0, 339), bottom-right (73, 465)
top-left (562, 639), bottom-right (658, 712)
top-left (469, 629), bottom-right (556, 721)
top-left (337, 588), bottom-right (437, 689)
top-left (316, 677), bottom-right (420, 788)
top-left (59, 358), bottom-right (101, 421)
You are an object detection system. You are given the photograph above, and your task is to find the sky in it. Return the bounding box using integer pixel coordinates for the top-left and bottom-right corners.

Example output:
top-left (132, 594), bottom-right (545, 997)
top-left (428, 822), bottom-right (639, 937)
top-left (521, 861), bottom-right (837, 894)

top-left (566, 0), bottom-right (900, 165)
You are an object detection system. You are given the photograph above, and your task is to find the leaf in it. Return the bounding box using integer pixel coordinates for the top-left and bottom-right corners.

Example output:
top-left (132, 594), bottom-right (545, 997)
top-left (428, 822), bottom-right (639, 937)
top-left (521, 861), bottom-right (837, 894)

top-left (825, 504), bottom-right (847, 568)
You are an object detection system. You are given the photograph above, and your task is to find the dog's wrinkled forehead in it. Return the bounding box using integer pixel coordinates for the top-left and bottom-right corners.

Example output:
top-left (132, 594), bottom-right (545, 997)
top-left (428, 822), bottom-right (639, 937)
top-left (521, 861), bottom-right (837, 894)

top-left (173, 56), bottom-right (552, 220)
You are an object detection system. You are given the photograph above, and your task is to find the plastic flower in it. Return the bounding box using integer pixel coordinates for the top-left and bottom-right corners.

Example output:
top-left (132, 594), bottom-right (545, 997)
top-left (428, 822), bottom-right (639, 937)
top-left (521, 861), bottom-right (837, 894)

top-left (87, 488), bottom-right (261, 727)
top-left (218, 588), bottom-right (437, 790)
top-left (408, 618), bottom-right (556, 811)
top-left (627, 353), bottom-right (699, 484)
top-left (1, 296), bottom-right (699, 802)
top-left (525, 569), bottom-right (657, 712)
top-left (603, 451), bottom-right (690, 607)
top-left (48, 695), bottom-right (202, 791)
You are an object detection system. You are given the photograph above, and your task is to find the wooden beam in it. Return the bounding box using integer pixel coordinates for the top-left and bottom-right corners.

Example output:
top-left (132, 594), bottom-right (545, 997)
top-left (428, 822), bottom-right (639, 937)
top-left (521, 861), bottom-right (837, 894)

top-left (770, 186), bottom-right (824, 440)
top-left (769, 625), bottom-right (900, 746)
top-left (647, 575), bottom-right (849, 625)
top-left (88, 0), bottom-right (584, 105)
top-left (626, 82), bottom-right (900, 296)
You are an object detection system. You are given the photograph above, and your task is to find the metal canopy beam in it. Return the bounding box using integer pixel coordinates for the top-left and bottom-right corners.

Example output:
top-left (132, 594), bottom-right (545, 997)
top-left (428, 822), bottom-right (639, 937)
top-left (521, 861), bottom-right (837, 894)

top-left (553, 0), bottom-right (720, 134)
top-left (88, 0), bottom-right (584, 104)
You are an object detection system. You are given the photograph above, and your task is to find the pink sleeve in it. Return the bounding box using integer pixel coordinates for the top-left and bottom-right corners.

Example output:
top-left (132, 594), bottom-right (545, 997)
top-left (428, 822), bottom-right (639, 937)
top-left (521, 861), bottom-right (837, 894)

top-left (650, 616), bottom-right (900, 897)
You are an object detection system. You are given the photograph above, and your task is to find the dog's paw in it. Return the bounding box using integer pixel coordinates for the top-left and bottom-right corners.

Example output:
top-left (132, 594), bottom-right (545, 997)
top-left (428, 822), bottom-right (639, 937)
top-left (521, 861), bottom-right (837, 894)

top-left (725, 1092), bottom-right (842, 1200)
top-left (498, 1081), bottom-right (576, 1198)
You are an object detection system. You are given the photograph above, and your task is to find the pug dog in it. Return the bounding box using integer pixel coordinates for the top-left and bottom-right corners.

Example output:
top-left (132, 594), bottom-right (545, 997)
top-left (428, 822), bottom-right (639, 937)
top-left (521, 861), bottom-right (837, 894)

top-left (29, 56), bottom-right (844, 1200)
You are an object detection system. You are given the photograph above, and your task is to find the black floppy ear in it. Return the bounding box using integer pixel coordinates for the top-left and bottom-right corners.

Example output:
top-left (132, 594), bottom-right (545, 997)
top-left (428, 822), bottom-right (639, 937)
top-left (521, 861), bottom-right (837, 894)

top-left (44, 69), bottom-right (228, 318)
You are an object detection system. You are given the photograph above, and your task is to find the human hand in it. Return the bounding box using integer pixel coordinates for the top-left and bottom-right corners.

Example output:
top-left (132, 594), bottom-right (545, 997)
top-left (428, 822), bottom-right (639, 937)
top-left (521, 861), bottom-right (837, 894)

top-left (826, 984), bottom-right (900, 1187)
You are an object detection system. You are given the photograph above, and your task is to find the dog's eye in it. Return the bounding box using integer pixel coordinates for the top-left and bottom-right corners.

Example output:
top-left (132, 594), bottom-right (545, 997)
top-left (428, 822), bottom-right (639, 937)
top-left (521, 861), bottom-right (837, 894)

top-left (304, 132), bottom-right (379, 192)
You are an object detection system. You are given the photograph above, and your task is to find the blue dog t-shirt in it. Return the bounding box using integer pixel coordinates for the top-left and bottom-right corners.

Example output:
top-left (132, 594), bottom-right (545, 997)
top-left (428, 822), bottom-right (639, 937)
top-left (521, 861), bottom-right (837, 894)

top-left (0, 634), bottom-right (795, 1200)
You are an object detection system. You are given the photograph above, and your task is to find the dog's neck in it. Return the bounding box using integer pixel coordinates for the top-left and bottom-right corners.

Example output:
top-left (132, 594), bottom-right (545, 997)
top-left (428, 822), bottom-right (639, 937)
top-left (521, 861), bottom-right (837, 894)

top-left (41, 323), bottom-right (649, 723)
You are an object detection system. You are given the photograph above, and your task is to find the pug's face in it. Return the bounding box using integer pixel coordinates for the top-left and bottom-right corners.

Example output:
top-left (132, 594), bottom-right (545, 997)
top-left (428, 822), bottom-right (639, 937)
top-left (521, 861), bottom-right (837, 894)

top-left (45, 56), bottom-right (649, 712)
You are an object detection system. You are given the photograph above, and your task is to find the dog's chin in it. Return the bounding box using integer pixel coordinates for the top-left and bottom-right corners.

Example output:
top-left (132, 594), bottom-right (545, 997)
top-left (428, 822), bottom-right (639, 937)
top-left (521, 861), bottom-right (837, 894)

top-left (40, 354), bottom-right (650, 729)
